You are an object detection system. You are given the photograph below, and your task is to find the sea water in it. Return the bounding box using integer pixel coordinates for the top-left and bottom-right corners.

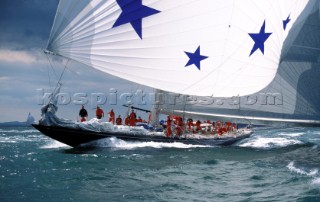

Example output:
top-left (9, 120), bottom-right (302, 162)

top-left (0, 127), bottom-right (320, 201)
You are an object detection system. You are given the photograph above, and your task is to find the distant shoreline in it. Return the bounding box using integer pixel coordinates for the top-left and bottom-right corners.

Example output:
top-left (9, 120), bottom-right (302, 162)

top-left (0, 121), bottom-right (33, 127)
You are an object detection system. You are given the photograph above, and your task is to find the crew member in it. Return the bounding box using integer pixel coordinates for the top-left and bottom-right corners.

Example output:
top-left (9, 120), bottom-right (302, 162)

top-left (79, 105), bottom-right (88, 122)
top-left (233, 123), bottom-right (237, 131)
top-left (116, 115), bottom-right (122, 125)
top-left (129, 110), bottom-right (136, 126)
top-left (187, 118), bottom-right (193, 131)
top-left (176, 117), bottom-right (183, 136)
top-left (96, 106), bottom-right (104, 119)
top-left (166, 116), bottom-right (172, 137)
top-left (148, 112), bottom-right (152, 124)
top-left (108, 109), bottom-right (115, 124)
top-left (226, 122), bottom-right (232, 131)
top-left (221, 124), bottom-right (227, 135)
top-left (136, 116), bottom-right (143, 123)
top-left (195, 120), bottom-right (201, 132)
top-left (124, 115), bottom-right (130, 125)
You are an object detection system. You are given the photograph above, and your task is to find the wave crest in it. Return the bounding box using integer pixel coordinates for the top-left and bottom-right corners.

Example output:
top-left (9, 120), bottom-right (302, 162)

top-left (83, 137), bottom-right (210, 149)
top-left (287, 161), bottom-right (318, 176)
top-left (239, 137), bottom-right (302, 148)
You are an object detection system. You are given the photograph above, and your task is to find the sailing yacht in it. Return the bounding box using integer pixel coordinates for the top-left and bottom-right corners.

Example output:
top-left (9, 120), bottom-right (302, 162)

top-left (33, 0), bottom-right (320, 147)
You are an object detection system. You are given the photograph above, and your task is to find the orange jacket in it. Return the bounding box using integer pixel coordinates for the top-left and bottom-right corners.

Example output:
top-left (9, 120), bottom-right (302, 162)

top-left (108, 110), bottom-right (115, 118)
top-left (129, 112), bottom-right (136, 126)
top-left (96, 108), bottom-right (104, 117)
top-left (116, 117), bottom-right (122, 125)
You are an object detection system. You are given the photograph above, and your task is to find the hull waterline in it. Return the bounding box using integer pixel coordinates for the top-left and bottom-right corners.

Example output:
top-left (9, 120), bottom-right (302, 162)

top-left (32, 124), bottom-right (252, 148)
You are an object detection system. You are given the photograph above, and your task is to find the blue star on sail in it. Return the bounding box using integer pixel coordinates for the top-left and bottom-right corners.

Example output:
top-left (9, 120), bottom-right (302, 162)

top-left (113, 0), bottom-right (160, 39)
top-left (185, 46), bottom-right (208, 70)
top-left (283, 15), bottom-right (291, 30)
top-left (248, 20), bottom-right (272, 56)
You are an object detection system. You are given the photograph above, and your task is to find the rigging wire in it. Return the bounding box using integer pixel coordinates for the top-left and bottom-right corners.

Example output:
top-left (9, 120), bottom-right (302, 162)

top-left (45, 53), bottom-right (59, 80)
top-left (44, 53), bottom-right (53, 91)
top-left (48, 58), bottom-right (70, 103)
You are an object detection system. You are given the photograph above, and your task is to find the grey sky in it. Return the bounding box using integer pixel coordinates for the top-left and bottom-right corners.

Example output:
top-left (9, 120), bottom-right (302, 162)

top-left (0, 0), bottom-right (59, 49)
top-left (0, 0), bottom-right (152, 122)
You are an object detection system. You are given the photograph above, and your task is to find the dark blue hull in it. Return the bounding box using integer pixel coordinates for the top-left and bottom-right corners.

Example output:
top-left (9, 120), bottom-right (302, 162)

top-left (32, 124), bottom-right (252, 147)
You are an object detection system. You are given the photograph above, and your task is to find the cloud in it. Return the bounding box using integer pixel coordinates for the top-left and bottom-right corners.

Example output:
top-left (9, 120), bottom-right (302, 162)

top-left (0, 76), bottom-right (10, 81)
top-left (0, 49), bottom-right (47, 64)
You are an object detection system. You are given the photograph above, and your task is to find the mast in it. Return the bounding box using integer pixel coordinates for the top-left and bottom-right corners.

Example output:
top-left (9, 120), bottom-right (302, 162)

top-left (150, 89), bottom-right (163, 127)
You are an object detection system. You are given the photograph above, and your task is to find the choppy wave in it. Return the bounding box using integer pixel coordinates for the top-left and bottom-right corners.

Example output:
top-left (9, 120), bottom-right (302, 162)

top-left (239, 137), bottom-right (302, 149)
top-left (278, 132), bottom-right (304, 137)
top-left (0, 129), bottom-right (38, 133)
top-left (40, 140), bottom-right (70, 149)
top-left (287, 161), bottom-right (320, 188)
top-left (0, 134), bottom-right (45, 143)
top-left (312, 178), bottom-right (320, 185)
top-left (287, 161), bottom-right (318, 176)
top-left (84, 137), bottom-right (210, 149)
top-left (40, 137), bottom-right (211, 150)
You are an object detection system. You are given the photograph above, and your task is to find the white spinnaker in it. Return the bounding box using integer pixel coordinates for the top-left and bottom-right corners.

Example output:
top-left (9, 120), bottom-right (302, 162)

top-left (47, 0), bottom-right (313, 97)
